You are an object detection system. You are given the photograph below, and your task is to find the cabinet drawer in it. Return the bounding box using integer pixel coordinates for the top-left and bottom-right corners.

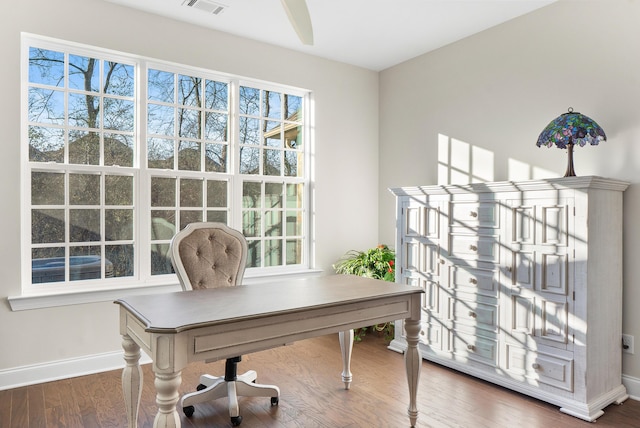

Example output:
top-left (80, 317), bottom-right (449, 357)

top-left (450, 202), bottom-right (498, 228)
top-left (448, 264), bottom-right (498, 297)
top-left (451, 332), bottom-right (498, 368)
top-left (504, 344), bottom-right (574, 392)
top-left (449, 234), bottom-right (499, 262)
top-left (447, 294), bottom-right (498, 333)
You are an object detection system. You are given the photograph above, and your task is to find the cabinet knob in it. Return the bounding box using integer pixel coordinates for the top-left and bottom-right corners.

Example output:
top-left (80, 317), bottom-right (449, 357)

top-left (469, 278), bottom-right (478, 285)
top-left (469, 245), bottom-right (478, 251)
top-left (440, 259), bottom-right (445, 264)
top-left (469, 211), bottom-right (478, 218)
top-left (507, 266), bottom-right (512, 272)
top-left (532, 363), bottom-right (541, 370)
top-left (467, 344), bottom-right (476, 351)
top-left (468, 311), bottom-right (477, 318)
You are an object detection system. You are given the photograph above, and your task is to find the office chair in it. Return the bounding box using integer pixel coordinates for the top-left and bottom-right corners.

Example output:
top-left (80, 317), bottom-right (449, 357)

top-left (169, 222), bottom-right (280, 427)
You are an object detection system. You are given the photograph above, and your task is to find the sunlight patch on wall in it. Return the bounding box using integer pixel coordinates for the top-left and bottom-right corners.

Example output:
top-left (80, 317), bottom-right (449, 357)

top-left (507, 158), bottom-right (556, 181)
top-left (438, 134), bottom-right (494, 185)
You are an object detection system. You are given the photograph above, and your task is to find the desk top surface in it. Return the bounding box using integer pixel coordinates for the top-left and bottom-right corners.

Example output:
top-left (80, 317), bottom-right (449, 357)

top-left (115, 275), bottom-right (421, 333)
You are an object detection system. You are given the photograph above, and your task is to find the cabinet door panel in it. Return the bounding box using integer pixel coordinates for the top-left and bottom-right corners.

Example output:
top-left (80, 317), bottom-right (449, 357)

top-left (504, 343), bottom-right (530, 377)
top-left (422, 243), bottom-right (440, 275)
top-left (504, 293), bottom-right (536, 348)
top-left (511, 294), bottom-right (534, 334)
top-left (403, 239), bottom-right (421, 271)
top-left (539, 252), bottom-right (568, 295)
top-left (511, 249), bottom-right (535, 288)
top-left (404, 205), bottom-right (422, 237)
top-left (420, 319), bottom-right (446, 351)
top-left (536, 298), bottom-right (568, 346)
top-left (541, 205), bottom-right (568, 246)
top-left (512, 206), bottom-right (536, 244)
top-left (403, 275), bottom-right (442, 316)
top-left (424, 205), bottom-right (441, 239)
top-left (423, 278), bottom-right (441, 314)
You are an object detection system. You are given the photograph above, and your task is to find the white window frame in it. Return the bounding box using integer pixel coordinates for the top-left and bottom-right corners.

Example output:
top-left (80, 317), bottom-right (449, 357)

top-left (10, 34), bottom-right (316, 311)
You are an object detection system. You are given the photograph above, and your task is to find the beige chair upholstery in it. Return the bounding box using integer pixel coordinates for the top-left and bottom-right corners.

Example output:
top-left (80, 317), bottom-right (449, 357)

top-left (169, 222), bottom-right (280, 427)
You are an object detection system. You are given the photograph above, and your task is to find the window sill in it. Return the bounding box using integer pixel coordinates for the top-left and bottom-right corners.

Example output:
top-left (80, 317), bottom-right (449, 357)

top-left (7, 283), bottom-right (183, 311)
top-left (7, 268), bottom-right (324, 311)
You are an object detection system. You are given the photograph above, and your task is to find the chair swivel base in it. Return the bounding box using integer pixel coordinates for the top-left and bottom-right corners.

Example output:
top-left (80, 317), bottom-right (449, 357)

top-left (181, 361), bottom-right (280, 427)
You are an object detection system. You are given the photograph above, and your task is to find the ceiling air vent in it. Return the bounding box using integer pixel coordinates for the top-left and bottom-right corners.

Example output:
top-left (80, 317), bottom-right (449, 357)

top-left (183, 0), bottom-right (226, 15)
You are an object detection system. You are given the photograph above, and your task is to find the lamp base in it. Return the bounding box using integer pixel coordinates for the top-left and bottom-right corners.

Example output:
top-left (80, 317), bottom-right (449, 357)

top-left (564, 143), bottom-right (576, 177)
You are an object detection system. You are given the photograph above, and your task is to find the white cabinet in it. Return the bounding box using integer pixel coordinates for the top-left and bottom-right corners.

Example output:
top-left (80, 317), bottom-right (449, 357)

top-left (389, 176), bottom-right (629, 421)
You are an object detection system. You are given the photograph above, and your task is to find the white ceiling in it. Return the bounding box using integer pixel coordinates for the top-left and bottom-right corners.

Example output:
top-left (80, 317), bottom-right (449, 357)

top-left (105, 0), bottom-right (556, 71)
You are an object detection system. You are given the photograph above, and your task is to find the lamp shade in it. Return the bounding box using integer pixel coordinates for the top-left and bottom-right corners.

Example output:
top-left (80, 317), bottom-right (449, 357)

top-left (536, 108), bottom-right (606, 177)
top-left (536, 108), bottom-right (606, 148)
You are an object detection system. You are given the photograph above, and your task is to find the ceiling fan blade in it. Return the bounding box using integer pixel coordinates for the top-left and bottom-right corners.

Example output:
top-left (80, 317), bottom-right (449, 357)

top-left (280, 0), bottom-right (314, 45)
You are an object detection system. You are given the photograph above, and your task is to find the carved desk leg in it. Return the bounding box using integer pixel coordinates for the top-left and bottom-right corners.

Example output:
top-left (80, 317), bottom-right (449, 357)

top-left (122, 334), bottom-right (142, 428)
top-left (153, 370), bottom-right (182, 428)
top-left (339, 330), bottom-right (354, 389)
top-left (404, 318), bottom-right (421, 427)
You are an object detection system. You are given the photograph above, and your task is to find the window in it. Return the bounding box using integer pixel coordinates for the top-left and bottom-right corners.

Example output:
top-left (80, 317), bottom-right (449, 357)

top-left (22, 35), bottom-right (310, 295)
top-left (237, 86), bottom-right (305, 268)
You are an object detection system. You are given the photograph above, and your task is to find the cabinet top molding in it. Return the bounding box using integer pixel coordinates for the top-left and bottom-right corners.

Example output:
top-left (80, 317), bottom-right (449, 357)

top-left (389, 176), bottom-right (630, 197)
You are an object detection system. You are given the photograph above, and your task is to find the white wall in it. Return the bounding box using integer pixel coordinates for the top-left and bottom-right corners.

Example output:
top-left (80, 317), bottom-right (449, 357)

top-left (0, 0), bottom-right (379, 376)
top-left (379, 0), bottom-right (640, 383)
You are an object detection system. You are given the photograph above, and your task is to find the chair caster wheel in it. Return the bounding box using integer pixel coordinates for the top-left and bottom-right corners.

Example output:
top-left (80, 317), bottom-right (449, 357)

top-left (183, 406), bottom-right (195, 417)
top-left (231, 415), bottom-right (242, 426)
top-left (271, 396), bottom-right (279, 406)
top-left (196, 383), bottom-right (207, 391)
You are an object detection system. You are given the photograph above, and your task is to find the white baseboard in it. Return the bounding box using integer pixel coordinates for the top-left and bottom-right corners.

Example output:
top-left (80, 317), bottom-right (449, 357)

top-left (0, 351), bottom-right (152, 391)
top-left (623, 373), bottom-right (640, 400)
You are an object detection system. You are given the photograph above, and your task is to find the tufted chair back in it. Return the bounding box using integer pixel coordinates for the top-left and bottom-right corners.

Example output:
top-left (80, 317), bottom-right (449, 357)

top-left (169, 222), bottom-right (248, 291)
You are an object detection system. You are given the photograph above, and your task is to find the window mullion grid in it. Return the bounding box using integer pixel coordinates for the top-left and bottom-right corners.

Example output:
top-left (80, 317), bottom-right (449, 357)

top-left (174, 72), bottom-right (183, 234)
top-left (199, 78), bottom-right (205, 178)
top-left (137, 60), bottom-right (149, 281)
top-left (229, 80), bottom-right (243, 232)
top-left (198, 77), bottom-right (206, 224)
top-left (98, 59), bottom-right (106, 279)
top-left (301, 92), bottom-right (312, 268)
top-left (64, 52), bottom-right (70, 165)
top-left (98, 59), bottom-right (104, 168)
top-left (24, 37), bottom-right (310, 294)
top-left (254, 90), bottom-right (266, 266)
top-left (173, 72), bottom-right (179, 172)
top-left (99, 172), bottom-right (105, 279)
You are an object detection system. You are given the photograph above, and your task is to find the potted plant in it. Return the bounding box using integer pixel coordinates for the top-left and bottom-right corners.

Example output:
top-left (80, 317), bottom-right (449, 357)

top-left (333, 245), bottom-right (396, 341)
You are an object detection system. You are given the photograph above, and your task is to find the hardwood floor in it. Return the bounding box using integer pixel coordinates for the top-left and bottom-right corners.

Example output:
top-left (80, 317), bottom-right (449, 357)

top-left (2, 334), bottom-right (639, 427)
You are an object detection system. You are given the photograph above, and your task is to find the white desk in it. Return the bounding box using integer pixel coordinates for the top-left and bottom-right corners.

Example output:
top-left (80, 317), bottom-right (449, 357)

top-left (115, 275), bottom-right (424, 427)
